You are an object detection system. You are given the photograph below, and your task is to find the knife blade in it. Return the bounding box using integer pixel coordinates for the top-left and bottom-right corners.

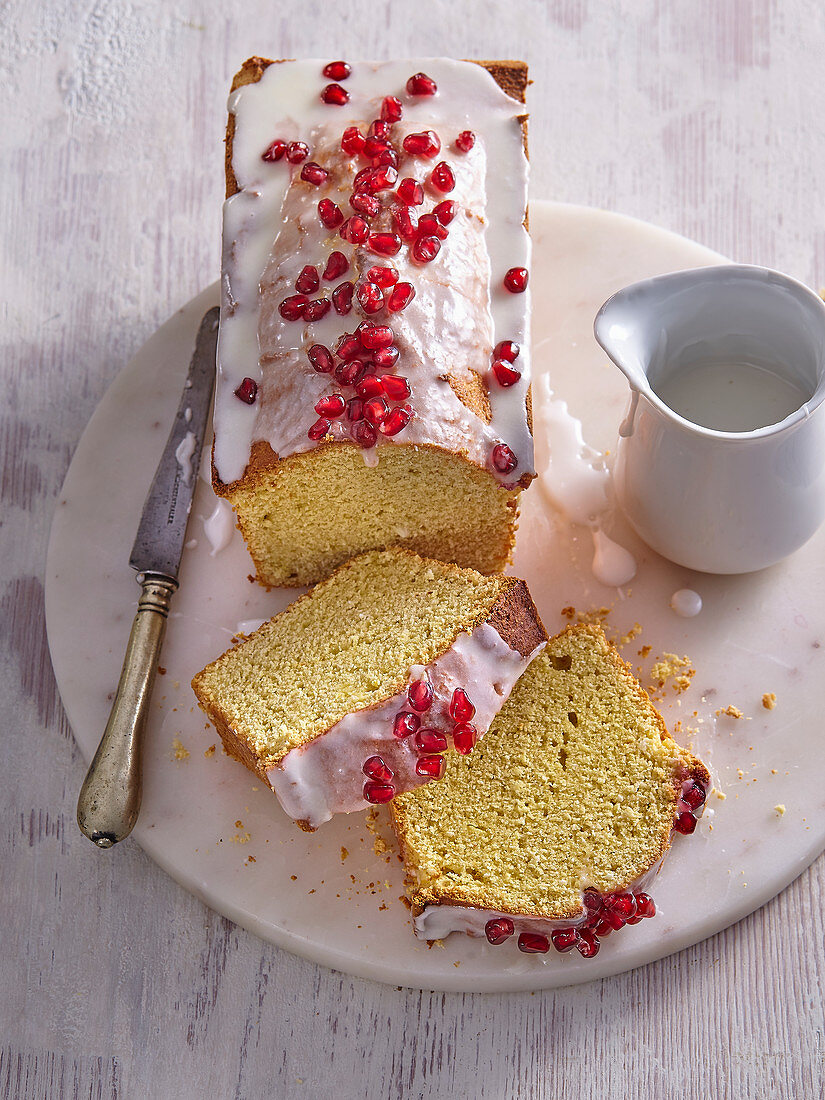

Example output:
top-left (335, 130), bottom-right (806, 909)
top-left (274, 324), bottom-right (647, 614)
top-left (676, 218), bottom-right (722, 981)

top-left (77, 306), bottom-right (219, 848)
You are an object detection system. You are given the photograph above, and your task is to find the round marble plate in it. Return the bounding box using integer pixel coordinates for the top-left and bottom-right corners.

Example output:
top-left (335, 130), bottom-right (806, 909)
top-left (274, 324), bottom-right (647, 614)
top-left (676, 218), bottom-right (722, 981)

top-left (45, 202), bottom-right (825, 992)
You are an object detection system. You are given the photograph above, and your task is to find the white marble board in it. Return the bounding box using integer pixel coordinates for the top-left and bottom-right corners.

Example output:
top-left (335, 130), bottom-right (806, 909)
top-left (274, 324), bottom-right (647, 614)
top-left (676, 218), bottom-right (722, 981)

top-left (45, 201), bottom-right (825, 992)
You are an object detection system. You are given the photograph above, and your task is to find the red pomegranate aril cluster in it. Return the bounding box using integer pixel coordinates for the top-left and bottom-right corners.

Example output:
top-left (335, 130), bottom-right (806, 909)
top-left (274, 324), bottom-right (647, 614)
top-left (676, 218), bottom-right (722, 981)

top-left (407, 71), bottom-right (438, 96)
top-left (449, 688), bottom-right (475, 723)
top-left (356, 280), bottom-right (383, 314)
top-left (262, 139), bottom-right (286, 163)
top-left (430, 162), bottom-right (456, 193)
top-left (402, 130), bottom-right (442, 158)
top-left (323, 250), bottom-right (349, 281)
top-left (340, 216), bottom-right (369, 245)
top-left (674, 778), bottom-right (707, 834)
top-left (495, 340), bottom-right (520, 362)
top-left (491, 442), bottom-right (518, 475)
top-left (234, 377), bottom-right (258, 404)
top-left (493, 360), bottom-right (521, 387)
top-left (331, 281), bottom-right (353, 315)
top-left (308, 344), bottom-right (334, 373)
top-left (387, 282), bottom-right (415, 313)
top-left (304, 298), bottom-right (331, 322)
top-left (308, 417), bottom-right (330, 441)
top-left (318, 198), bottom-right (344, 229)
top-left (396, 177), bottom-right (424, 206)
top-left (412, 236), bottom-right (441, 264)
top-left (392, 208), bottom-right (417, 241)
top-left (417, 214), bottom-right (448, 240)
top-left (363, 755), bottom-right (392, 784)
top-left (278, 294), bottom-right (308, 321)
top-left (322, 60), bottom-right (351, 81)
top-left (295, 265), bottom-right (319, 294)
top-left (503, 266), bottom-right (529, 293)
top-left (433, 200), bottom-right (457, 225)
top-left (286, 141), bottom-right (309, 164)
top-left (416, 755), bottom-right (445, 779)
top-left (321, 82), bottom-right (349, 106)
top-left (367, 265), bottom-right (399, 288)
top-left (351, 191), bottom-right (381, 218)
top-left (368, 232), bottom-right (402, 257)
top-left (381, 95), bottom-right (403, 122)
top-left (314, 393), bottom-right (345, 418)
top-left (456, 130), bottom-right (475, 152)
top-left (341, 126), bottom-right (366, 155)
top-left (483, 888), bottom-right (659, 959)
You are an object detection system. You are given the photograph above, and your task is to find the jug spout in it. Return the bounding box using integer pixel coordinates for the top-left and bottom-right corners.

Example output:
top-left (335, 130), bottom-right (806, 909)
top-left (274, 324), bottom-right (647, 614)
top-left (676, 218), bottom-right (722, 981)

top-left (593, 283), bottom-right (658, 394)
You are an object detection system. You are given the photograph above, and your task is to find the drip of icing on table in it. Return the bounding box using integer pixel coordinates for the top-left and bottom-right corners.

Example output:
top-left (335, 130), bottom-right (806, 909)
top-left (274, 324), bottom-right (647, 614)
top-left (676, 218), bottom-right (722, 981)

top-left (535, 375), bottom-right (637, 587)
top-left (670, 588), bottom-right (703, 617)
top-left (204, 498), bottom-right (235, 555)
top-left (654, 358), bottom-right (812, 432)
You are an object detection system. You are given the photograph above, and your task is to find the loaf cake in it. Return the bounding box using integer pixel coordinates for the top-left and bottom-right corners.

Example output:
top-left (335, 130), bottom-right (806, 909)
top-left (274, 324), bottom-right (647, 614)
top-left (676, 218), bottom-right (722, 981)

top-left (391, 624), bottom-right (710, 958)
top-left (214, 57), bottom-right (534, 587)
top-left (191, 549), bottom-right (547, 829)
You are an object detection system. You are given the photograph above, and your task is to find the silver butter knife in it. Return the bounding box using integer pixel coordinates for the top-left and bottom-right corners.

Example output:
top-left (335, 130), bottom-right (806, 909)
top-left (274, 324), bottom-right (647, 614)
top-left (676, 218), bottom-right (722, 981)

top-left (77, 306), bottom-right (219, 848)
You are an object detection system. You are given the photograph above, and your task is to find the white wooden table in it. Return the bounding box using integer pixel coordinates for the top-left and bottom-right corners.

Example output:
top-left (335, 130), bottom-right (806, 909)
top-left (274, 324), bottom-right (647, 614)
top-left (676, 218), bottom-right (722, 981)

top-left (3, 2), bottom-right (824, 1096)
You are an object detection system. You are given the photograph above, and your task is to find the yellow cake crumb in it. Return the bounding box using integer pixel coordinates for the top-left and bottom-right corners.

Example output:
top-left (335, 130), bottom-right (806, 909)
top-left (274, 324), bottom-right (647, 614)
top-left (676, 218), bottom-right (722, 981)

top-left (717, 705), bottom-right (743, 719)
top-left (650, 653), bottom-right (695, 694)
top-left (204, 744), bottom-right (216, 757)
top-left (774, 804), bottom-right (786, 817)
top-left (171, 737), bottom-right (190, 761)
top-left (762, 693), bottom-right (777, 710)
top-left (341, 846), bottom-right (349, 861)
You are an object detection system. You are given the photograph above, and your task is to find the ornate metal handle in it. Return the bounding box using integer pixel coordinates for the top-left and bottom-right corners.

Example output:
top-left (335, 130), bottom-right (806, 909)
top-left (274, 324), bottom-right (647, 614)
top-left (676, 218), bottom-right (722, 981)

top-left (76, 573), bottom-right (178, 847)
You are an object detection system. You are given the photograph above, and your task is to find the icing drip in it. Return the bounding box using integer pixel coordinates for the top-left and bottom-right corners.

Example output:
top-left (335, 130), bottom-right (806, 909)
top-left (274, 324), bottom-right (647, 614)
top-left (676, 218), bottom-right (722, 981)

top-left (216, 59), bottom-right (533, 489)
top-left (266, 622), bottom-right (544, 829)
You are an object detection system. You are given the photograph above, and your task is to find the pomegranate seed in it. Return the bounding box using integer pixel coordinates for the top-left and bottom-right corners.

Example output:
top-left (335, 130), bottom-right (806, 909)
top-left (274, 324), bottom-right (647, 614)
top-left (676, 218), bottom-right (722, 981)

top-left (402, 130), bottom-right (441, 157)
top-left (359, 323), bottom-right (394, 349)
top-left (308, 417), bottom-right (330, 441)
top-left (456, 130), bottom-right (475, 152)
top-left (408, 678), bottom-right (433, 712)
top-left (576, 930), bottom-right (600, 958)
top-left (492, 443), bottom-right (518, 474)
top-left (635, 893), bottom-right (656, 918)
top-left (682, 781), bottom-right (707, 810)
top-left (381, 375), bottom-right (410, 400)
top-left (368, 232), bottom-right (402, 257)
top-left (494, 340), bottom-right (520, 362)
top-left (352, 419), bottom-right (378, 448)
top-left (307, 345), bottom-right (335, 373)
top-left (356, 281), bottom-right (384, 315)
top-left (412, 236), bottom-right (441, 263)
top-left (387, 282), bottom-right (415, 312)
top-left (393, 711), bottom-right (420, 739)
top-left (322, 60), bottom-right (351, 80)
top-left (430, 161), bottom-right (455, 193)
top-left (452, 723), bottom-right (477, 755)
top-left (603, 908), bottom-right (626, 931)
top-left (368, 119), bottom-right (391, 141)
top-left (433, 199), bottom-right (458, 225)
top-left (674, 810), bottom-right (697, 834)
top-left (551, 928), bottom-right (580, 953)
top-left (517, 933), bottom-right (549, 954)
top-left (278, 294), bottom-right (308, 321)
top-left (381, 95), bottom-right (403, 122)
top-left (363, 396), bottom-right (389, 426)
top-left (406, 71), bottom-right (437, 96)
top-left (363, 137), bottom-right (389, 160)
top-left (626, 914), bottom-right (644, 926)
top-left (416, 755), bottom-right (446, 779)
top-left (373, 346), bottom-right (400, 369)
top-left (503, 266), bottom-right (529, 293)
top-left (396, 177), bottom-right (424, 206)
top-left (363, 755), bottom-right (393, 782)
top-left (379, 405), bottom-right (412, 435)
top-left (340, 216), bottom-right (369, 244)
top-left (350, 191), bottom-right (381, 218)
top-left (417, 213), bottom-right (448, 240)
top-left (449, 688), bottom-right (475, 722)
top-left (414, 728), bottom-right (447, 753)
top-left (363, 781), bottom-right (394, 804)
top-left (301, 161), bottom-right (329, 186)
top-left (493, 360), bottom-right (521, 387)
top-left (323, 251), bottom-right (349, 281)
top-left (485, 918), bottom-right (515, 945)
top-left (303, 298), bottom-right (331, 322)
top-left (261, 139), bottom-right (286, 162)
top-left (332, 281), bottom-right (354, 314)
top-left (295, 265), bottom-right (320, 294)
top-left (318, 198), bottom-right (344, 228)
top-left (335, 361), bottom-right (366, 387)
top-left (334, 332), bottom-right (362, 361)
top-left (341, 126), bottom-right (366, 155)
top-left (371, 146), bottom-right (399, 169)
top-left (314, 393), bottom-right (346, 418)
top-left (321, 82), bottom-right (349, 106)
top-left (583, 890), bottom-right (604, 914)
top-left (286, 142), bottom-right (309, 164)
top-left (392, 207), bottom-right (418, 241)
top-left (346, 397), bottom-right (363, 422)
top-left (605, 893), bottom-right (637, 921)
top-left (357, 375), bottom-right (384, 399)
top-left (362, 165), bottom-right (398, 192)
top-left (234, 377), bottom-right (258, 404)
top-left (367, 265), bottom-right (399, 288)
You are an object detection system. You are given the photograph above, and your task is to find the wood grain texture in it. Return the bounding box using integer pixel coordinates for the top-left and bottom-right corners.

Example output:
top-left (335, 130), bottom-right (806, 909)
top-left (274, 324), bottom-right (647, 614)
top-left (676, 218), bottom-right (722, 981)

top-left (2, 0), bottom-right (824, 1097)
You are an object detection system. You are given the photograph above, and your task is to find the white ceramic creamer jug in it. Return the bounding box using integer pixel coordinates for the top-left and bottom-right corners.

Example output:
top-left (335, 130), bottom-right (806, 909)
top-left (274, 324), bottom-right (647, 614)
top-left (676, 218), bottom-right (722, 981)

top-left (594, 265), bottom-right (825, 573)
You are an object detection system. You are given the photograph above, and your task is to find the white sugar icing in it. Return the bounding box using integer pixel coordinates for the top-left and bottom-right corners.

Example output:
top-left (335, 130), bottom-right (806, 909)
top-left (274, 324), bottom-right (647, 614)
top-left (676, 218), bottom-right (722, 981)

top-left (670, 588), bottom-right (703, 617)
top-left (203, 498), bottom-right (235, 555)
top-left (216, 58), bottom-right (533, 489)
top-left (266, 622), bottom-right (544, 829)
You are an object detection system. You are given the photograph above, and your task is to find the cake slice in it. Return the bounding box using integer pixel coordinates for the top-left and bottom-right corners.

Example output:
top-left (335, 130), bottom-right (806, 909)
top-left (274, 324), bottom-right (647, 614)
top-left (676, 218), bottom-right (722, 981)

top-left (192, 549), bottom-right (546, 829)
top-left (391, 624), bottom-right (710, 958)
top-left (215, 57), bottom-right (533, 587)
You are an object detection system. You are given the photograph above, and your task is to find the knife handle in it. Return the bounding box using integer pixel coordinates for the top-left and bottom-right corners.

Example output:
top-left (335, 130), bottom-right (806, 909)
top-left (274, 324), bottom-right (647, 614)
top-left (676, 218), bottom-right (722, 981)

top-left (77, 573), bottom-right (178, 848)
